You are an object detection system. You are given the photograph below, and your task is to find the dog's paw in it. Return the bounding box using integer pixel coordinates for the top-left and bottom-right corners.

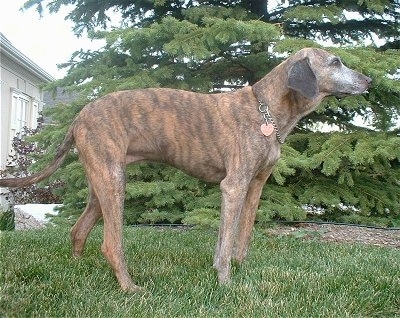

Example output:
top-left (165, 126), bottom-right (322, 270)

top-left (121, 281), bottom-right (146, 294)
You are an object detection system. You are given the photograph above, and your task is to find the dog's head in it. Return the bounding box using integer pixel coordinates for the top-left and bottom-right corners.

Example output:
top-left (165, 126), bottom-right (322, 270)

top-left (287, 48), bottom-right (372, 100)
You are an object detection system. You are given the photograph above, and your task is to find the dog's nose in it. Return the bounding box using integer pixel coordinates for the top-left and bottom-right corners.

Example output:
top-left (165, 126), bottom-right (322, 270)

top-left (365, 76), bottom-right (372, 86)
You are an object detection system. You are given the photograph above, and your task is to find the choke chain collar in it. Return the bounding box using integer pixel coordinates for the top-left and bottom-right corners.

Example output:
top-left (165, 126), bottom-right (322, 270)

top-left (257, 99), bottom-right (284, 144)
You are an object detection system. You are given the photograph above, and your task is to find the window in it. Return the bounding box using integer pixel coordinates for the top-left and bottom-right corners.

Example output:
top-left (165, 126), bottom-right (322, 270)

top-left (10, 90), bottom-right (42, 132)
top-left (31, 100), bottom-right (40, 129)
top-left (11, 91), bottom-right (29, 133)
top-left (8, 90), bottom-right (42, 163)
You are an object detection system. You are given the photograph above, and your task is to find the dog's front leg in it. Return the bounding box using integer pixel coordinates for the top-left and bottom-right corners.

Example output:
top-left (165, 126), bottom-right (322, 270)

top-left (213, 176), bottom-right (250, 284)
top-left (233, 169), bottom-right (272, 263)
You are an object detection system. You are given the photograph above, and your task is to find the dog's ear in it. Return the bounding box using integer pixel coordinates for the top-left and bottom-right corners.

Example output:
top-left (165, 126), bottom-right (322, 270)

top-left (287, 57), bottom-right (319, 100)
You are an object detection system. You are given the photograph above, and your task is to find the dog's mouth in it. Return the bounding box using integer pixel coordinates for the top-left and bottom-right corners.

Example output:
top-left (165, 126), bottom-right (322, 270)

top-left (332, 91), bottom-right (355, 99)
top-left (333, 86), bottom-right (370, 98)
top-left (334, 92), bottom-right (351, 98)
top-left (332, 77), bottom-right (372, 98)
top-left (334, 89), bottom-right (370, 101)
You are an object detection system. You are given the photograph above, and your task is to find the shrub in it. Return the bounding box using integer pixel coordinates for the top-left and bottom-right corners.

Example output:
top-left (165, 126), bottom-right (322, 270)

top-left (0, 115), bottom-right (62, 205)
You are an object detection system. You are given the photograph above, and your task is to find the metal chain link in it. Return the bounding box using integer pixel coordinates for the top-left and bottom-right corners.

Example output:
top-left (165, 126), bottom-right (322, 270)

top-left (257, 100), bottom-right (284, 144)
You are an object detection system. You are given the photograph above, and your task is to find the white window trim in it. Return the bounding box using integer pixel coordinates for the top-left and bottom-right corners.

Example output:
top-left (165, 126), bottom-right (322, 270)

top-left (10, 89), bottom-right (30, 132)
top-left (8, 89), bottom-right (43, 165)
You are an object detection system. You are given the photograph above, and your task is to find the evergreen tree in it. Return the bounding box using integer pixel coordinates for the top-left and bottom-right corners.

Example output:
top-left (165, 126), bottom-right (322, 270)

top-left (24, 0), bottom-right (400, 226)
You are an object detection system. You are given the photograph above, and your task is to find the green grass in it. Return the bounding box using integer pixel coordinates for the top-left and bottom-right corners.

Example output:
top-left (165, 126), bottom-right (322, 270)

top-left (1, 226), bottom-right (399, 317)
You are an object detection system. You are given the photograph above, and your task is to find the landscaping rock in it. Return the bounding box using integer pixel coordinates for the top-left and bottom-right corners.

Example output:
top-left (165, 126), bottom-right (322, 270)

top-left (14, 207), bottom-right (45, 230)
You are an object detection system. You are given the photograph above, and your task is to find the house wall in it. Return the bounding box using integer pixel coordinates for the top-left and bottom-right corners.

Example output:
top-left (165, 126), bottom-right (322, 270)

top-left (1, 52), bottom-right (44, 170)
top-left (0, 34), bottom-right (54, 209)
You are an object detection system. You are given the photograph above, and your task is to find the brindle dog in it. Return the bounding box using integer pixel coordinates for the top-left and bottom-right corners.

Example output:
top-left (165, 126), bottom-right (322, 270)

top-left (0, 48), bottom-right (371, 292)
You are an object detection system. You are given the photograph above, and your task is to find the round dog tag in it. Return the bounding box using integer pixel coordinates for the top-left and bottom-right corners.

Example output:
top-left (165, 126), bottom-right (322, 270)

top-left (260, 123), bottom-right (274, 137)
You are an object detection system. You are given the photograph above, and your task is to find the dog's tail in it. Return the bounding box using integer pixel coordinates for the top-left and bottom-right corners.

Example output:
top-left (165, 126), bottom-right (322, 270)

top-left (0, 125), bottom-right (75, 188)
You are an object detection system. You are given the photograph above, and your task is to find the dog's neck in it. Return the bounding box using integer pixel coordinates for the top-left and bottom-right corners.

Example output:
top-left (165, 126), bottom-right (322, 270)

top-left (252, 63), bottom-right (323, 143)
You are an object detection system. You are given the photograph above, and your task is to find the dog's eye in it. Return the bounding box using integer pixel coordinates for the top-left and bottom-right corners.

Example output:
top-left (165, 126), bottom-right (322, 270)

top-left (330, 57), bottom-right (341, 66)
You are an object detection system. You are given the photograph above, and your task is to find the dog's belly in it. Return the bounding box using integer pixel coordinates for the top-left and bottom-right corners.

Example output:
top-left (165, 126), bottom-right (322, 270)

top-left (126, 147), bottom-right (226, 183)
top-left (169, 160), bottom-right (226, 183)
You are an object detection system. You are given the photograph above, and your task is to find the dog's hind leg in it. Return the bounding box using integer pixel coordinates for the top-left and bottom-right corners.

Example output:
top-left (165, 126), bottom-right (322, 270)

top-left (70, 183), bottom-right (102, 257)
top-left (233, 169), bottom-right (272, 263)
top-left (88, 161), bottom-right (141, 292)
top-left (74, 130), bottom-right (141, 292)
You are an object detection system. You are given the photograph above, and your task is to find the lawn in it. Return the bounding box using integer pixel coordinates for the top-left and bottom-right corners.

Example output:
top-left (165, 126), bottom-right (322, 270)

top-left (1, 226), bottom-right (399, 317)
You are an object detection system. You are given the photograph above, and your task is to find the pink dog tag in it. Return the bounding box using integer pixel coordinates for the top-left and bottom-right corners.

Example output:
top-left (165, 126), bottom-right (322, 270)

top-left (260, 123), bottom-right (274, 137)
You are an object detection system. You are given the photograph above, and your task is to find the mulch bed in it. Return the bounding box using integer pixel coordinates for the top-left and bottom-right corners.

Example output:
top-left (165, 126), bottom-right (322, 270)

top-left (266, 223), bottom-right (400, 249)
